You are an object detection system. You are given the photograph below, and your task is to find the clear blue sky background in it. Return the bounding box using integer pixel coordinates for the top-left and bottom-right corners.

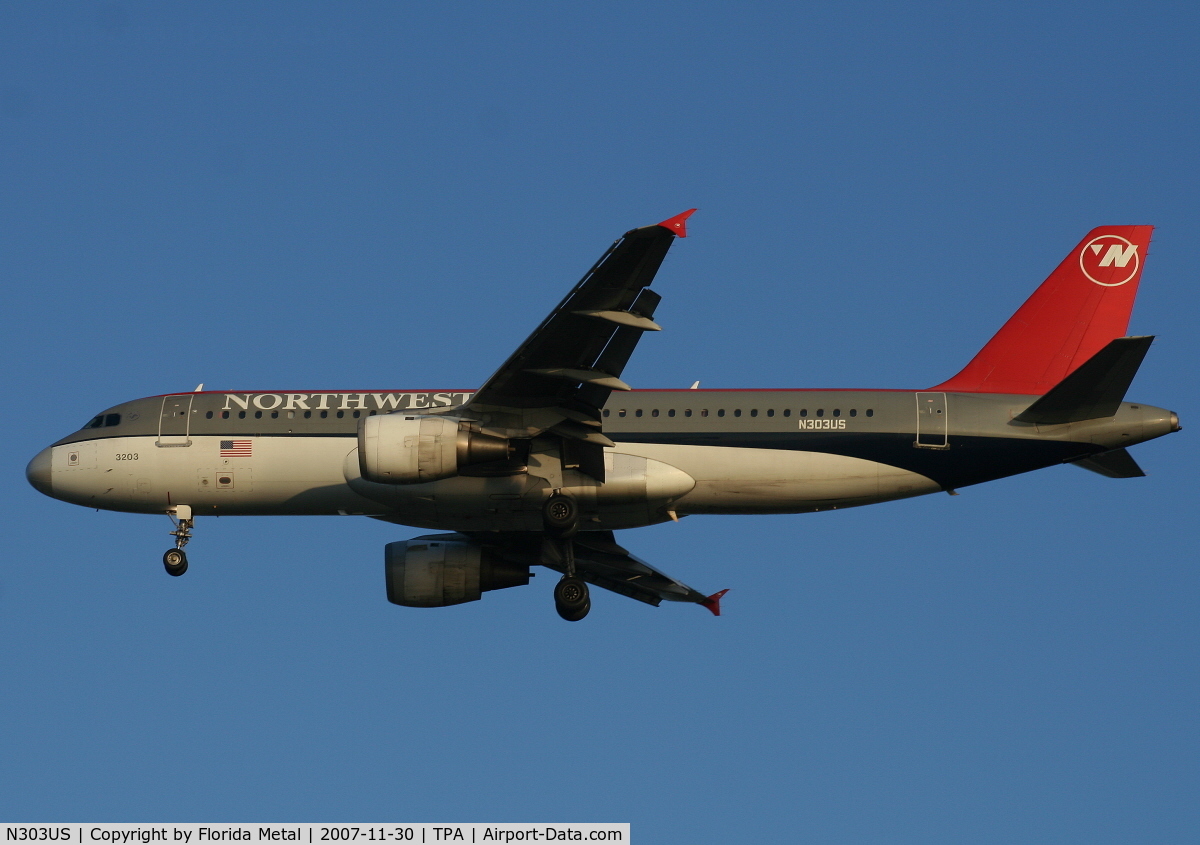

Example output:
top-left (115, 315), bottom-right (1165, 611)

top-left (2, 3), bottom-right (1197, 841)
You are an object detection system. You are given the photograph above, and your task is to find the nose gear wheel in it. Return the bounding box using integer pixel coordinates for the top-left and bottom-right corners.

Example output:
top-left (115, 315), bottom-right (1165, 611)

top-left (163, 548), bottom-right (188, 576)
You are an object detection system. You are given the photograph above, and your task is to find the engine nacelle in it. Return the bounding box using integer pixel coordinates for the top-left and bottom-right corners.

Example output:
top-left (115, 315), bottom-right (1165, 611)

top-left (359, 413), bottom-right (511, 484)
top-left (385, 536), bottom-right (531, 607)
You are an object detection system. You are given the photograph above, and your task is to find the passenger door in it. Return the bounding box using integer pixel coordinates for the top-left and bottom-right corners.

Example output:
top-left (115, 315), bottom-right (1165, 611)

top-left (914, 392), bottom-right (949, 449)
top-left (157, 395), bottom-right (194, 446)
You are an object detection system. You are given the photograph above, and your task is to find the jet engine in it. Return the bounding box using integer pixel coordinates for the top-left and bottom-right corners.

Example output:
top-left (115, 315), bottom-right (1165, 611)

top-left (385, 535), bottom-right (531, 607)
top-left (359, 414), bottom-right (512, 484)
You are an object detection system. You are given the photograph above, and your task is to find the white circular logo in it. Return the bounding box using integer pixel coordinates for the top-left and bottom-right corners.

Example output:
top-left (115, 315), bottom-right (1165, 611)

top-left (1079, 235), bottom-right (1139, 286)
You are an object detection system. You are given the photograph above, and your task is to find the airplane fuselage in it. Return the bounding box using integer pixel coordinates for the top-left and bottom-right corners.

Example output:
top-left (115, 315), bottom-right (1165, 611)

top-left (29, 388), bottom-right (1177, 532)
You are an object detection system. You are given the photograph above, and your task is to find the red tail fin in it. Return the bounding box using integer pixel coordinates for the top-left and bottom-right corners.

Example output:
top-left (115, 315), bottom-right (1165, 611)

top-left (932, 226), bottom-right (1153, 395)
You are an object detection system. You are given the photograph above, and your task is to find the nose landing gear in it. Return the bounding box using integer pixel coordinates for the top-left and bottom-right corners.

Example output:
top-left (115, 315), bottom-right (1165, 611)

top-left (164, 505), bottom-right (193, 577)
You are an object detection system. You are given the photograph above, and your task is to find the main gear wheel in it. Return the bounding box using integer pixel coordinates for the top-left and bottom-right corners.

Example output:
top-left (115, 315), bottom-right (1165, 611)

top-left (554, 576), bottom-right (590, 621)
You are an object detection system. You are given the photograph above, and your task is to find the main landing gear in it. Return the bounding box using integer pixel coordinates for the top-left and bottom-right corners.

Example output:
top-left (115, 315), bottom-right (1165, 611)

top-left (554, 576), bottom-right (590, 622)
top-left (164, 505), bottom-right (193, 577)
top-left (542, 493), bottom-right (590, 622)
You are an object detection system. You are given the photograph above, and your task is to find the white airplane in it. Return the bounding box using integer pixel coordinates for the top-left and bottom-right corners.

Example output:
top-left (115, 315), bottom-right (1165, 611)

top-left (27, 211), bottom-right (1180, 620)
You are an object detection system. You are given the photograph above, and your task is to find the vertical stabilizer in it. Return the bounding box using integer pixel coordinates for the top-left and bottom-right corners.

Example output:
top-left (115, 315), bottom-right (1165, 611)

top-left (932, 226), bottom-right (1153, 395)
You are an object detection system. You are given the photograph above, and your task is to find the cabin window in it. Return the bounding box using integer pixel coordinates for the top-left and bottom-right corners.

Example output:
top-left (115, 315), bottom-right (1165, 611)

top-left (733, 409), bottom-right (742, 417)
top-left (750, 409), bottom-right (758, 417)
top-left (287, 410), bottom-right (295, 419)
top-left (238, 411), bottom-right (246, 419)
top-left (320, 410), bottom-right (328, 418)
top-left (866, 409), bottom-right (874, 417)
top-left (833, 409), bottom-right (841, 417)
top-left (618, 409), bottom-right (626, 417)
top-left (304, 410), bottom-right (311, 418)
top-left (254, 411), bottom-right (263, 419)
top-left (800, 409), bottom-right (808, 417)
top-left (635, 409), bottom-right (643, 417)
top-left (717, 409), bottom-right (725, 417)
top-left (783, 409), bottom-right (791, 417)
top-left (336, 411), bottom-right (345, 418)
top-left (767, 409), bottom-right (774, 417)
top-left (205, 411), bottom-right (214, 419)
top-left (684, 409), bottom-right (692, 417)
top-left (271, 411), bottom-right (279, 419)
top-left (849, 409), bottom-right (857, 417)
top-left (369, 410), bottom-right (377, 415)
top-left (668, 409), bottom-right (676, 417)
top-left (353, 410), bottom-right (361, 418)
top-left (651, 409), bottom-right (659, 417)
top-left (700, 409), bottom-right (709, 417)
top-left (221, 411), bottom-right (230, 419)
top-left (603, 409), bottom-right (610, 417)
top-left (816, 409), bottom-right (824, 417)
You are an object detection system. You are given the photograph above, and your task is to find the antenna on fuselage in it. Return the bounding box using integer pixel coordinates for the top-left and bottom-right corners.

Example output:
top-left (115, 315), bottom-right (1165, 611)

top-left (193, 383), bottom-right (204, 392)
top-left (689, 381), bottom-right (700, 389)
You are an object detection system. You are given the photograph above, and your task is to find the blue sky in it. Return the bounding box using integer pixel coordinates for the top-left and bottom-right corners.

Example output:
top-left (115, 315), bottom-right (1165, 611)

top-left (2, 3), bottom-right (1197, 841)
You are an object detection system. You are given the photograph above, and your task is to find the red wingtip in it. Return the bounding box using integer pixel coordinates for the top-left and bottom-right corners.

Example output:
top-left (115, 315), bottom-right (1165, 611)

top-left (701, 588), bottom-right (729, 617)
top-left (657, 208), bottom-right (697, 238)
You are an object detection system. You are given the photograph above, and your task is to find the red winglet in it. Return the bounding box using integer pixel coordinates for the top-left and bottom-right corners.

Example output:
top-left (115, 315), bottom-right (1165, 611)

top-left (700, 588), bottom-right (729, 617)
top-left (657, 208), bottom-right (697, 238)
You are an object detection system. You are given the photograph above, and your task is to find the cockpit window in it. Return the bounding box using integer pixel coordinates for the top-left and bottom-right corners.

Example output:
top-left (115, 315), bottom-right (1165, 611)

top-left (82, 413), bottom-right (121, 430)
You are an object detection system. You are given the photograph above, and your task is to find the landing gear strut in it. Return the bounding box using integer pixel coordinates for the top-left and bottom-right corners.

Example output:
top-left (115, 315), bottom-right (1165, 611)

top-left (542, 493), bottom-right (590, 620)
top-left (164, 505), bottom-right (193, 577)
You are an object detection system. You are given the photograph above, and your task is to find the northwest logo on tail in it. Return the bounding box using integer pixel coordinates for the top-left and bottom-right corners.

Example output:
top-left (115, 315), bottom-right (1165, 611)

top-left (1080, 234), bottom-right (1140, 286)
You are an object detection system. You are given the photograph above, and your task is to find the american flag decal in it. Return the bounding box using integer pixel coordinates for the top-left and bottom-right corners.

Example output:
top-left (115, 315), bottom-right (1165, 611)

top-left (220, 439), bottom-right (252, 457)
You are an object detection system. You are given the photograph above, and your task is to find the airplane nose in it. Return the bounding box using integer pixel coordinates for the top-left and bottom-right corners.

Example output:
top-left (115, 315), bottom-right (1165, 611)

top-left (1171, 411), bottom-right (1181, 432)
top-left (26, 447), bottom-right (52, 496)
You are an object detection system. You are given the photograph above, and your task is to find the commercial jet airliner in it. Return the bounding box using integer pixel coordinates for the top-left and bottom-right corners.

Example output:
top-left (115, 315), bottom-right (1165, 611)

top-left (27, 211), bottom-right (1180, 620)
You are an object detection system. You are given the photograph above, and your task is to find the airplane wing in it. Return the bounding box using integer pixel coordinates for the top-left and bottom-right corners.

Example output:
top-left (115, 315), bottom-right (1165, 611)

top-left (465, 529), bottom-right (727, 615)
top-left (455, 210), bottom-right (695, 447)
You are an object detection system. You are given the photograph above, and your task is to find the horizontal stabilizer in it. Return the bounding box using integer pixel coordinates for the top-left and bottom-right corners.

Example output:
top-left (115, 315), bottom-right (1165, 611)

top-left (1014, 336), bottom-right (1153, 425)
top-left (1070, 448), bottom-right (1146, 478)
